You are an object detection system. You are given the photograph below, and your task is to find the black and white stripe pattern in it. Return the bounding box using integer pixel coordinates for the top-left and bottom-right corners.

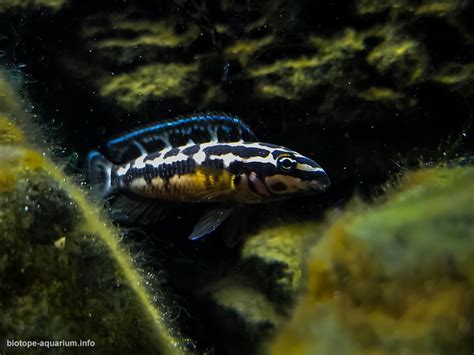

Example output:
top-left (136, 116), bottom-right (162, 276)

top-left (110, 141), bottom-right (326, 200)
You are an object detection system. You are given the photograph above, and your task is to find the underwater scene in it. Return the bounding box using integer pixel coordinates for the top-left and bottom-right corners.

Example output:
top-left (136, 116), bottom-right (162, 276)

top-left (1, 0), bottom-right (474, 354)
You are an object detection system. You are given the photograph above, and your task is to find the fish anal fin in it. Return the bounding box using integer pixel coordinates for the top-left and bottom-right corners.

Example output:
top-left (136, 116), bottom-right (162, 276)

top-left (111, 194), bottom-right (170, 225)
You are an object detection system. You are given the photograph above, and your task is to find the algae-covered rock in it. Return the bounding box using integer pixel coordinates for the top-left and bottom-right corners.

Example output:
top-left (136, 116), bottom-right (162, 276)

top-left (366, 28), bottom-right (427, 86)
top-left (0, 0), bottom-right (67, 12)
top-left (269, 166), bottom-right (474, 355)
top-left (247, 25), bottom-right (426, 120)
top-left (0, 72), bottom-right (190, 354)
top-left (202, 222), bottom-right (324, 354)
top-left (98, 63), bottom-right (199, 111)
top-left (207, 277), bottom-right (283, 342)
top-left (82, 12), bottom-right (201, 68)
top-left (240, 222), bottom-right (324, 305)
top-left (63, 8), bottom-right (203, 112)
top-left (432, 62), bottom-right (474, 98)
top-left (355, 0), bottom-right (462, 17)
top-left (247, 29), bottom-right (367, 102)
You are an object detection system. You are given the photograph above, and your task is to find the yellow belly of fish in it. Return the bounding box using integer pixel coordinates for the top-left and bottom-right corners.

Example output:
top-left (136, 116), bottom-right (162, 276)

top-left (130, 168), bottom-right (237, 202)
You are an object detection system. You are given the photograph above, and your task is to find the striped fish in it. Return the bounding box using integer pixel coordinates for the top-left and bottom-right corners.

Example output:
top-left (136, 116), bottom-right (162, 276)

top-left (87, 113), bottom-right (330, 243)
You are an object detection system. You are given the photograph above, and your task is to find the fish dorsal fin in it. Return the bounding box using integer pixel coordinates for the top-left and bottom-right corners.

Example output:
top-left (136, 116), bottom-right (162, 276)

top-left (104, 112), bottom-right (257, 164)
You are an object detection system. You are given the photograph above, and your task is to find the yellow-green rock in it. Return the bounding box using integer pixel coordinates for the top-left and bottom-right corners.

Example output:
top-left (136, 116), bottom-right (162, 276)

top-left (224, 36), bottom-right (274, 66)
top-left (63, 9), bottom-right (203, 112)
top-left (269, 166), bottom-right (474, 355)
top-left (356, 0), bottom-right (460, 17)
top-left (367, 28), bottom-right (427, 86)
top-left (432, 62), bottom-right (474, 97)
top-left (84, 14), bottom-right (200, 50)
top-left (81, 12), bottom-right (200, 68)
top-left (202, 222), bottom-right (324, 354)
top-left (241, 222), bottom-right (324, 304)
top-left (0, 0), bottom-right (67, 12)
top-left (248, 25), bottom-right (428, 106)
top-left (0, 71), bottom-right (190, 354)
top-left (98, 63), bottom-right (199, 111)
top-left (208, 277), bottom-right (284, 333)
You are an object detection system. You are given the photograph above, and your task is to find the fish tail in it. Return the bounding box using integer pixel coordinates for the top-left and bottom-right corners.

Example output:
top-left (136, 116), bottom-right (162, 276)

top-left (87, 151), bottom-right (113, 197)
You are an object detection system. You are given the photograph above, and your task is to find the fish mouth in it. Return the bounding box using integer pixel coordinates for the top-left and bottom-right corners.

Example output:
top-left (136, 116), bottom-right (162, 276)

top-left (308, 169), bottom-right (331, 191)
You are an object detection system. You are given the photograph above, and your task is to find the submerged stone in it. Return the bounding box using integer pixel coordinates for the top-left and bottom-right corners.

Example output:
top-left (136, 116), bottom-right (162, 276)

top-left (269, 166), bottom-right (474, 355)
top-left (97, 63), bottom-right (199, 111)
top-left (0, 71), bottom-right (190, 355)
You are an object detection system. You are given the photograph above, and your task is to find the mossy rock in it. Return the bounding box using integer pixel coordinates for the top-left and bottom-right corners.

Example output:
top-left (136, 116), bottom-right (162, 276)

top-left (269, 166), bottom-right (474, 355)
top-left (0, 0), bottom-right (67, 12)
top-left (82, 12), bottom-right (201, 67)
top-left (63, 8), bottom-right (203, 112)
top-left (202, 222), bottom-right (325, 354)
top-left (240, 222), bottom-right (324, 305)
top-left (203, 275), bottom-right (284, 355)
top-left (246, 26), bottom-right (427, 121)
top-left (208, 277), bottom-right (284, 336)
top-left (97, 62), bottom-right (199, 111)
top-left (355, 0), bottom-right (461, 17)
top-left (0, 72), bottom-right (190, 354)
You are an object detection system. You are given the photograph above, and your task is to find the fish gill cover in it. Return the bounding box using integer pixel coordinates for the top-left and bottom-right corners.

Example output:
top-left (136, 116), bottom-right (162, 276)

top-left (0, 0), bottom-right (474, 354)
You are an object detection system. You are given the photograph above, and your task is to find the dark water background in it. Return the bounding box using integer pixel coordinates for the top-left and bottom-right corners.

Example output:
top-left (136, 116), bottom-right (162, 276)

top-left (1, 0), bottom-right (473, 353)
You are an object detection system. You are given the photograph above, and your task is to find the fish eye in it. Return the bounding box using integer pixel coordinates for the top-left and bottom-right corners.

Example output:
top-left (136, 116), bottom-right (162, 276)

top-left (277, 155), bottom-right (296, 172)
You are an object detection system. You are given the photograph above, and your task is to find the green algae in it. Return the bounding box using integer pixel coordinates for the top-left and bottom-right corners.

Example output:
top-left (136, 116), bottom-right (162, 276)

top-left (248, 26), bottom-right (427, 103)
top-left (0, 71), bottom-right (189, 354)
top-left (366, 30), bottom-right (428, 86)
top-left (241, 222), bottom-right (323, 304)
top-left (209, 277), bottom-right (284, 329)
top-left (355, 0), bottom-right (460, 17)
top-left (224, 36), bottom-right (274, 66)
top-left (98, 62), bottom-right (199, 111)
top-left (64, 9), bottom-right (203, 111)
top-left (247, 29), bottom-right (366, 101)
top-left (0, 0), bottom-right (67, 12)
top-left (357, 87), bottom-right (403, 102)
top-left (201, 222), bottom-right (324, 352)
top-left (269, 166), bottom-right (474, 355)
top-left (83, 15), bottom-right (200, 50)
top-left (432, 62), bottom-right (474, 86)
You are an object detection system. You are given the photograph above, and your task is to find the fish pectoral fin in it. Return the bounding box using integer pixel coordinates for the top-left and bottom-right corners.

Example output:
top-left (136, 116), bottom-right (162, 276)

top-left (188, 206), bottom-right (234, 240)
top-left (110, 194), bottom-right (171, 225)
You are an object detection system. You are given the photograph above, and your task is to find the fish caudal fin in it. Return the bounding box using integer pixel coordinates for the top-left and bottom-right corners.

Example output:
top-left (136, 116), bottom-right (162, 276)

top-left (87, 151), bottom-right (113, 197)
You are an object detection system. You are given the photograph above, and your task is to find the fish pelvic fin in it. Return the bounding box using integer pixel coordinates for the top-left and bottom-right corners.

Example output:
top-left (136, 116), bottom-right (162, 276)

top-left (87, 150), bottom-right (113, 197)
top-left (188, 205), bottom-right (234, 240)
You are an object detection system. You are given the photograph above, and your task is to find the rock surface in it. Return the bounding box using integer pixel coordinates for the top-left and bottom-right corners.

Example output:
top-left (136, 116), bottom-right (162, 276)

top-left (0, 71), bottom-right (190, 355)
top-left (269, 166), bottom-right (474, 355)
